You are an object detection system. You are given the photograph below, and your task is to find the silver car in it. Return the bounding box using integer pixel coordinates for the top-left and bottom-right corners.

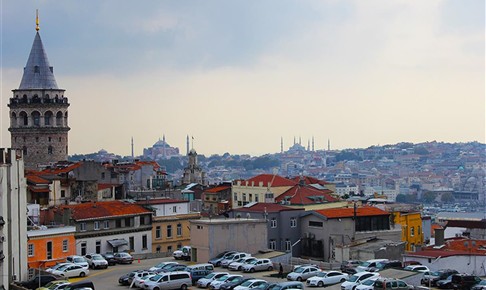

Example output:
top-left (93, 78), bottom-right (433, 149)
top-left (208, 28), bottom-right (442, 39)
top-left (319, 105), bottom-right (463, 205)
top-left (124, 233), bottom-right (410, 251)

top-left (287, 266), bottom-right (321, 281)
top-left (197, 272), bottom-right (230, 288)
top-left (242, 259), bottom-right (274, 273)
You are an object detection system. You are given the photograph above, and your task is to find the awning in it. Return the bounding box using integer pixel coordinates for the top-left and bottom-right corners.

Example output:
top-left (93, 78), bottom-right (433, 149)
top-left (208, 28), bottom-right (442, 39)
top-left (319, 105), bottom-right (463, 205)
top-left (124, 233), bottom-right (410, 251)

top-left (107, 239), bottom-right (128, 247)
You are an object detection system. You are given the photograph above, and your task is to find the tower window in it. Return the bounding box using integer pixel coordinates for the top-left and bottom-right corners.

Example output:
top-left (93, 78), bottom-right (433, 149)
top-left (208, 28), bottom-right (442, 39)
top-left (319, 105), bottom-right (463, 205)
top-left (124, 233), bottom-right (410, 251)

top-left (48, 146), bottom-right (53, 155)
top-left (59, 137), bottom-right (62, 142)
top-left (34, 66), bottom-right (40, 73)
top-left (23, 146), bottom-right (27, 155)
top-left (36, 137), bottom-right (39, 142)
top-left (48, 137), bottom-right (52, 142)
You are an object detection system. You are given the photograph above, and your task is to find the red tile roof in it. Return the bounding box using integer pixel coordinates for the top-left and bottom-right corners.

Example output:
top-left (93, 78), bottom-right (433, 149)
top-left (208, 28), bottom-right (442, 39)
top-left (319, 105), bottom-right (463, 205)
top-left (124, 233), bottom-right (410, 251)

top-left (315, 206), bottom-right (389, 218)
top-left (135, 199), bottom-right (189, 205)
top-left (406, 238), bottom-right (486, 258)
top-left (275, 185), bottom-right (338, 205)
top-left (233, 202), bottom-right (303, 213)
top-left (239, 174), bottom-right (297, 187)
top-left (61, 201), bottom-right (152, 221)
top-left (27, 175), bottom-right (50, 184)
top-left (205, 185), bottom-right (232, 193)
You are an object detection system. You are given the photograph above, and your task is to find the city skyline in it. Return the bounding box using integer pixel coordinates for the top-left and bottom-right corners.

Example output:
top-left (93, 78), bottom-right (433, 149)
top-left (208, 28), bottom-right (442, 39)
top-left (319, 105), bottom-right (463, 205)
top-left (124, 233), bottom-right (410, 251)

top-left (1, 1), bottom-right (484, 157)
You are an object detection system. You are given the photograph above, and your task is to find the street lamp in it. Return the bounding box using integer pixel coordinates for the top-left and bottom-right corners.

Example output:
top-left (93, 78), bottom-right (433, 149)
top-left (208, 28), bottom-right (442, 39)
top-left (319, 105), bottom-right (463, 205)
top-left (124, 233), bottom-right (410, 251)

top-left (290, 239), bottom-right (302, 267)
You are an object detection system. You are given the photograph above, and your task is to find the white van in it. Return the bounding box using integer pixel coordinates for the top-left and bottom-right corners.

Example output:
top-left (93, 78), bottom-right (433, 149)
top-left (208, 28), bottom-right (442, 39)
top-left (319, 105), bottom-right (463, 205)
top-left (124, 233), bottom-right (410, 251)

top-left (221, 253), bottom-right (251, 268)
top-left (187, 263), bottom-right (215, 272)
top-left (144, 271), bottom-right (192, 290)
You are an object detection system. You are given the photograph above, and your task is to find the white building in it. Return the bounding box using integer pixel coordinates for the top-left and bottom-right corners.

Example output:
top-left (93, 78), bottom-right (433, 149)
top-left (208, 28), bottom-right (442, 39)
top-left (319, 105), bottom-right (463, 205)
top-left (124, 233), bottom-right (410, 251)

top-left (0, 149), bottom-right (29, 287)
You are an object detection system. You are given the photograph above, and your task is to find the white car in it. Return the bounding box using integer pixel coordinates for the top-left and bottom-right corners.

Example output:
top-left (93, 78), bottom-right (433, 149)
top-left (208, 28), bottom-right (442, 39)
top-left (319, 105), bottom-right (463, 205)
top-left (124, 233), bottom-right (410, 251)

top-left (46, 262), bottom-right (74, 273)
top-left (66, 255), bottom-right (89, 269)
top-left (341, 272), bottom-right (379, 290)
top-left (84, 253), bottom-right (108, 269)
top-left (52, 264), bottom-right (89, 278)
top-left (306, 271), bottom-right (349, 287)
top-left (404, 265), bottom-right (429, 272)
top-left (197, 272), bottom-right (229, 288)
top-left (242, 259), bottom-right (274, 273)
top-left (234, 279), bottom-right (268, 290)
top-left (228, 257), bottom-right (257, 271)
top-left (209, 274), bottom-right (243, 290)
top-left (134, 274), bottom-right (157, 288)
top-left (287, 266), bottom-right (322, 281)
top-left (356, 260), bottom-right (388, 273)
top-left (355, 276), bottom-right (380, 290)
top-left (149, 261), bottom-right (179, 272)
top-left (220, 253), bottom-right (251, 268)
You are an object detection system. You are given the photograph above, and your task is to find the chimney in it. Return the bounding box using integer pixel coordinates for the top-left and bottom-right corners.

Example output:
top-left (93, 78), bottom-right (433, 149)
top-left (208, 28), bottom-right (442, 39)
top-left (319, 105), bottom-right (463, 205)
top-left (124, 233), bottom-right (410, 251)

top-left (435, 228), bottom-right (445, 247)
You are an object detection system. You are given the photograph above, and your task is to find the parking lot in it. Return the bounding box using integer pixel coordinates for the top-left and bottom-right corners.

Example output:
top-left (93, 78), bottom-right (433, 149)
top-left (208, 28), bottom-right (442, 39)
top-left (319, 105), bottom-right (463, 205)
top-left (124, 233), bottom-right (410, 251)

top-left (66, 256), bottom-right (426, 290)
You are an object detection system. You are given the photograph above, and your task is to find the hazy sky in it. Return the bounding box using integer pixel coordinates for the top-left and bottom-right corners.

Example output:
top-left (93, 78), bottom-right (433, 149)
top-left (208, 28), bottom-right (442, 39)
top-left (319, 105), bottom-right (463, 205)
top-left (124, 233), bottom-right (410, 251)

top-left (1, 1), bottom-right (484, 157)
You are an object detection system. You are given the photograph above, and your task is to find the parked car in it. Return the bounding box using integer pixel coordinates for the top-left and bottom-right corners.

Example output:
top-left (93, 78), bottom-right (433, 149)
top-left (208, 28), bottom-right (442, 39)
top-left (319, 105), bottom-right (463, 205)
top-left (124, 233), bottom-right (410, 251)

top-left (287, 265), bottom-right (321, 281)
top-left (52, 264), bottom-right (89, 278)
top-left (471, 280), bottom-right (486, 290)
top-left (46, 263), bottom-right (74, 273)
top-left (368, 261), bottom-right (402, 272)
top-left (437, 275), bottom-right (456, 289)
top-left (404, 265), bottom-right (429, 273)
top-left (129, 270), bottom-right (156, 286)
top-left (220, 277), bottom-right (255, 290)
top-left (221, 253), bottom-right (252, 268)
top-left (66, 255), bottom-right (89, 269)
top-left (355, 276), bottom-right (380, 290)
top-left (101, 252), bottom-right (117, 266)
top-left (119, 270), bottom-right (146, 286)
top-left (234, 279), bottom-right (268, 290)
top-left (373, 278), bottom-right (412, 290)
top-left (356, 260), bottom-right (388, 273)
top-left (160, 264), bottom-right (189, 273)
top-left (293, 264), bottom-right (318, 271)
top-left (150, 262), bottom-right (179, 272)
top-left (191, 270), bottom-right (215, 286)
top-left (173, 246), bottom-right (192, 261)
top-left (451, 274), bottom-right (482, 290)
top-left (210, 274), bottom-right (243, 290)
top-left (229, 257), bottom-right (257, 271)
top-left (114, 252), bottom-right (134, 264)
top-left (84, 253), bottom-right (108, 269)
top-left (306, 271), bottom-right (349, 287)
top-left (134, 274), bottom-right (158, 289)
top-left (62, 280), bottom-right (95, 290)
top-left (35, 280), bottom-right (70, 290)
top-left (341, 261), bottom-right (362, 275)
top-left (341, 272), bottom-right (380, 290)
top-left (209, 251), bottom-right (237, 267)
top-left (197, 272), bottom-right (230, 288)
top-left (242, 259), bottom-right (274, 273)
top-left (143, 271), bottom-right (192, 290)
top-left (267, 281), bottom-right (304, 290)
top-left (19, 275), bottom-right (59, 290)
top-left (421, 269), bottom-right (459, 286)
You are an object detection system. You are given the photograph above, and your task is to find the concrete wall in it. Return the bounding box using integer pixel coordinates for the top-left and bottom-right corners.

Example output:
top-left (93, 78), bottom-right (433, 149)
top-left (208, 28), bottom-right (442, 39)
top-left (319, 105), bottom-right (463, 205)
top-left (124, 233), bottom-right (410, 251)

top-left (403, 255), bottom-right (486, 276)
top-left (190, 218), bottom-right (267, 263)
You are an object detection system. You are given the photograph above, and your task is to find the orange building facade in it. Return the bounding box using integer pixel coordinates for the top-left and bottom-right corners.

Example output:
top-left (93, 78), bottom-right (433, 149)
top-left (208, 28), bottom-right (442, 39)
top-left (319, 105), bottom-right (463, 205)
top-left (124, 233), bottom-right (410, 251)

top-left (27, 226), bottom-right (76, 271)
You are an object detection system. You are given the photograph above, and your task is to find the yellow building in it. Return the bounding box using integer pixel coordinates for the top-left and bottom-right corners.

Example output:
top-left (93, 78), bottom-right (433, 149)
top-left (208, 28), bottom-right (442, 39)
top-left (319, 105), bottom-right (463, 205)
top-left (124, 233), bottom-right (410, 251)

top-left (393, 211), bottom-right (423, 251)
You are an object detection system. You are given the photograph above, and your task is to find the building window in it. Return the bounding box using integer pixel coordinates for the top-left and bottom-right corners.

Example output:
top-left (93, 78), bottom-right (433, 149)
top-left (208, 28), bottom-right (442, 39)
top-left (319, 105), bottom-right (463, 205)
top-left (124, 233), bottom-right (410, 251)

top-left (129, 236), bottom-right (135, 251)
top-left (285, 239), bottom-right (291, 251)
top-left (269, 239), bottom-right (276, 250)
top-left (167, 225), bottom-right (173, 238)
top-left (36, 137), bottom-right (39, 142)
top-left (142, 235), bottom-right (148, 249)
top-left (46, 241), bottom-right (53, 260)
top-left (48, 146), bottom-right (53, 154)
top-left (167, 245), bottom-right (172, 252)
top-left (116, 219), bottom-right (122, 228)
top-left (255, 194), bottom-right (259, 202)
top-left (410, 226), bottom-right (415, 237)
top-left (104, 220), bottom-right (109, 229)
top-left (48, 137), bottom-right (52, 142)
top-left (418, 226), bottom-right (421, 235)
top-left (62, 240), bottom-right (68, 252)
top-left (156, 246), bottom-right (161, 253)
top-left (156, 226), bottom-right (161, 239)
top-left (28, 244), bottom-right (34, 257)
top-left (173, 206), bottom-right (177, 213)
top-left (234, 193), bottom-right (237, 201)
top-left (177, 223), bottom-right (182, 236)
top-left (242, 193), bottom-right (247, 202)
top-left (96, 240), bottom-right (101, 254)
top-left (94, 221), bottom-right (100, 230)
top-left (81, 242), bottom-right (87, 256)
top-left (271, 218), bottom-right (277, 228)
top-left (101, 172), bottom-right (105, 179)
top-left (61, 190), bottom-right (65, 198)
top-left (80, 223), bottom-right (86, 231)
top-left (290, 217), bottom-right (297, 228)
top-left (309, 221), bottom-right (323, 228)
top-left (125, 217), bottom-right (131, 227)
top-left (249, 194), bottom-right (253, 202)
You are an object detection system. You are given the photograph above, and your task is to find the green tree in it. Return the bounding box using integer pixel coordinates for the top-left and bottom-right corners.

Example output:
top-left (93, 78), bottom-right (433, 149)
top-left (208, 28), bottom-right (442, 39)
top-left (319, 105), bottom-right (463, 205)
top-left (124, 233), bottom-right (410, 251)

top-left (422, 191), bottom-right (437, 203)
top-left (441, 192), bottom-right (455, 204)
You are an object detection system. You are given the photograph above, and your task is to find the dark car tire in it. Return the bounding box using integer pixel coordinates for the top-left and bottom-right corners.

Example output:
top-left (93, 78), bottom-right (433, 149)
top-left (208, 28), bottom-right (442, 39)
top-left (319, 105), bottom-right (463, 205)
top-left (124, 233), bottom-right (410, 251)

top-left (181, 284), bottom-right (188, 290)
top-left (268, 266), bottom-right (273, 271)
top-left (341, 278), bottom-right (346, 283)
top-left (250, 268), bottom-right (255, 273)
top-left (318, 281), bottom-right (324, 287)
top-left (297, 277), bottom-right (302, 282)
top-left (216, 262), bottom-right (221, 267)
top-left (80, 272), bottom-right (86, 277)
top-left (154, 288), bottom-right (161, 290)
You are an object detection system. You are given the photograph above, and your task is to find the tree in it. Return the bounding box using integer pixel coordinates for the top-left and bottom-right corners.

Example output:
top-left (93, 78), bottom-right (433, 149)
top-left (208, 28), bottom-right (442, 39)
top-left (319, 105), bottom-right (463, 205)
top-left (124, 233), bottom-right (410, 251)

top-left (422, 191), bottom-right (437, 204)
top-left (441, 192), bottom-right (455, 204)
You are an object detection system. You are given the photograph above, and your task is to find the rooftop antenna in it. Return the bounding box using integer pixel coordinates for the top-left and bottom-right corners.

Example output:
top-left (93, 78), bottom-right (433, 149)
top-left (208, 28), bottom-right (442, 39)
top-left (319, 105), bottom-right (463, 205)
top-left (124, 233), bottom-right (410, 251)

top-left (36, 9), bottom-right (40, 31)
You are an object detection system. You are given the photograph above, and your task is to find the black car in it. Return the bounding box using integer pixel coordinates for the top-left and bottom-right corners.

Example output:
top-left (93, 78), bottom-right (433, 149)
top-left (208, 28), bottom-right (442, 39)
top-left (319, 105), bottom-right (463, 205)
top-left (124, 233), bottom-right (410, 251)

top-left (18, 275), bottom-right (58, 289)
top-left (119, 270), bottom-right (151, 286)
top-left (429, 270), bottom-right (460, 286)
top-left (452, 274), bottom-right (482, 290)
top-left (101, 252), bottom-right (117, 266)
top-left (369, 260), bottom-right (403, 272)
top-left (220, 277), bottom-right (255, 290)
top-left (437, 275), bottom-right (455, 289)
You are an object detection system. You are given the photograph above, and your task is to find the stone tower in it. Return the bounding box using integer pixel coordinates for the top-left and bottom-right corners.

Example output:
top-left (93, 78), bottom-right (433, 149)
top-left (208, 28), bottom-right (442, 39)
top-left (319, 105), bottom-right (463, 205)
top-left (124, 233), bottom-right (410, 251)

top-left (8, 19), bottom-right (70, 169)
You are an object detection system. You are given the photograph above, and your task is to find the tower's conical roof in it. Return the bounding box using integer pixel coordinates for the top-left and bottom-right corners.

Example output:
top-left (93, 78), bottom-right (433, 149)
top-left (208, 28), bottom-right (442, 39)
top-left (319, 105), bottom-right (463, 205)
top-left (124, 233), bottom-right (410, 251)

top-left (19, 32), bottom-right (58, 89)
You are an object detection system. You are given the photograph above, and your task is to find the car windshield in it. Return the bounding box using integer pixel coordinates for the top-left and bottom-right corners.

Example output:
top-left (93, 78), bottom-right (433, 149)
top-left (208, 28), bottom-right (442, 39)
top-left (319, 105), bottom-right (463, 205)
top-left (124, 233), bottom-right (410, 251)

top-left (58, 264), bottom-right (72, 271)
top-left (362, 279), bottom-right (376, 286)
top-left (74, 257), bottom-right (85, 263)
top-left (478, 280), bottom-right (486, 286)
top-left (150, 275), bottom-right (162, 281)
top-left (228, 277), bottom-right (241, 282)
top-left (359, 262), bottom-right (371, 267)
top-left (240, 280), bottom-right (254, 287)
top-left (226, 254), bottom-right (235, 259)
top-left (315, 272), bottom-right (327, 277)
top-left (205, 273), bottom-right (217, 279)
top-left (430, 271), bottom-right (441, 276)
top-left (349, 275), bottom-right (361, 282)
top-left (217, 275), bottom-right (230, 281)
top-left (294, 267), bottom-right (306, 273)
top-left (267, 285), bottom-right (282, 290)
top-left (161, 264), bottom-right (175, 269)
top-left (92, 256), bottom-right (103, 260)
top-left (375, 262), bottom-right (386, 269)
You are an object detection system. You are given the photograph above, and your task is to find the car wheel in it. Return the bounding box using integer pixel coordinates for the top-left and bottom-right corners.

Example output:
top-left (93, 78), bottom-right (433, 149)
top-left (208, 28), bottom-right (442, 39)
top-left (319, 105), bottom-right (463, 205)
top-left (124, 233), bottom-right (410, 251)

top-left (297, 277), bottom-right (302, 282)
top-left (216, 262), bottom-right (221, 267)
top-left (318, 281), bottom-right (324, 287)
top-left (268, 266), bottom-right (273, 271)
top-left (80, 272), bottom-right (86, 277)
top-left (238, 266), bottom-right (242, 271)
top-left (340, 278), bottom-right (346, 283)
top-left (352, 286), bottom-right (356, 290)
top-left (154, 287), bottom-right (161, 290)
top-left (181, 284), bottom-right (188, 290)
top-left (250, 268), bottom-right (255, 273)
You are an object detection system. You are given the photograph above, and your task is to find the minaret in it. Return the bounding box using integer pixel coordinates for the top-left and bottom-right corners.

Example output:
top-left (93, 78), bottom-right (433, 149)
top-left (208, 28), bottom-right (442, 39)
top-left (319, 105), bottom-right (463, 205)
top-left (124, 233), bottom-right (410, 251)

top-left (131, 137), bottom-right (134, 160)
top-left (9, 11), bottom-right (70, 169)
top-left (280, 137), bottom-right (283, 153)
top-left (186, 135), bottom-right (190, 155)
top-left (162, 134), bottom-right (166, 158)
top-left (307, 140), bottom-right (310, 151)
top-left (328, 139), bottom-right (331, 151)
top-left (312, 136), bottom-right (315, 151)
top-left (299, 136), bottom-right (302, 145)
top-left (293, 136), bottom-right (296, 145)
